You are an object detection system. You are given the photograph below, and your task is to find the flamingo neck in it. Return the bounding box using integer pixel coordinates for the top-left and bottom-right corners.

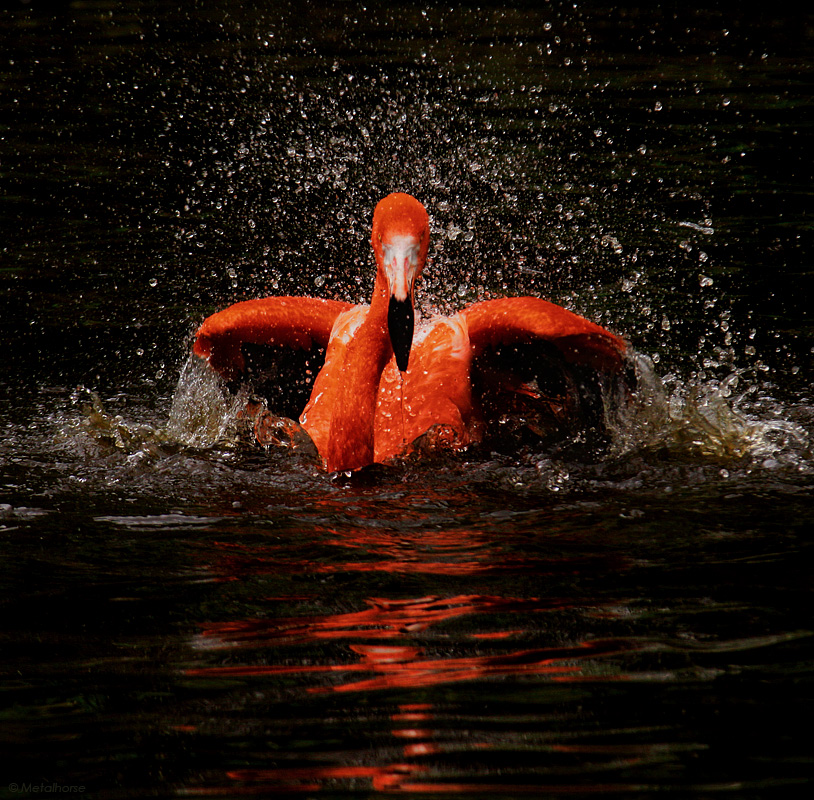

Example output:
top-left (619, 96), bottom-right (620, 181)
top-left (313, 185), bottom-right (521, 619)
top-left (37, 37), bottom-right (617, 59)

top-left (323, 272), bottom-right (394, 472)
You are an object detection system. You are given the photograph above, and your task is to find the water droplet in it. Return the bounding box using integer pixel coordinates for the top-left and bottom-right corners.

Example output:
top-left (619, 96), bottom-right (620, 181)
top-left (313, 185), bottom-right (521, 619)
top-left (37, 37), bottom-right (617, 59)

top-left (654, 101), bottom-right (663, 111)
top-left (699, 275), bottom-right (713, 287)
top-left (602, 234), bottom-right (623, 255)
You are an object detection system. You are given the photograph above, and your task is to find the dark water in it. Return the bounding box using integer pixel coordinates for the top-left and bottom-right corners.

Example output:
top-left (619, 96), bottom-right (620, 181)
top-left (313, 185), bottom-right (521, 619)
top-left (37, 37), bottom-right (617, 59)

top-left (1, 2), bottom-right (813, 797)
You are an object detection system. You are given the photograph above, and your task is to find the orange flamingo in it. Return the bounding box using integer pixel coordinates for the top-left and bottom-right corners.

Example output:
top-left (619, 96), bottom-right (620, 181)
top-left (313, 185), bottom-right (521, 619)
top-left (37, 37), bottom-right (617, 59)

top-left (193, 193), bottom-right (629, 472)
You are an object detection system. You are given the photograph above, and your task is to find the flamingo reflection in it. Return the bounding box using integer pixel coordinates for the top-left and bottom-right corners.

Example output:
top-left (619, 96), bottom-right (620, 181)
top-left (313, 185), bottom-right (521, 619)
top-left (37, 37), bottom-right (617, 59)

top-left (192, 594), bottom-right (573, 649)
top-left (193, 695), bottom-right (642, 795)
top-left (203, 524), bottom-right (616, 579)
top-left (188, 594), bottom-right (628, 693)
top-left (185, 593), bottom-right (634, 795)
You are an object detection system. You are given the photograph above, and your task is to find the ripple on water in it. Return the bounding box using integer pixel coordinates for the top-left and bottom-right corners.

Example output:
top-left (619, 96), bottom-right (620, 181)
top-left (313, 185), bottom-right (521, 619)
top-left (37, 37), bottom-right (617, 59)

top-left (93, 513), bottom-right (224, 530)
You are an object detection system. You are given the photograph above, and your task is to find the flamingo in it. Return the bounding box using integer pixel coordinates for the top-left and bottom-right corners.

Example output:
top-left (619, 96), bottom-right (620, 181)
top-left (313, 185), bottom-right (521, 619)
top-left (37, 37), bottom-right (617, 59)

top-left (193, 193), bottom-right (629, 472)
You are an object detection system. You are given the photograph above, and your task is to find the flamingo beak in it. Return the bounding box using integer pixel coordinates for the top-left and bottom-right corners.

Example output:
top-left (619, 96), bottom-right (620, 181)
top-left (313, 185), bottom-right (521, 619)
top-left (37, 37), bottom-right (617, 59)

top-left (388, 295), bottom-right (414, 373)
top-left (383, 236), bottom-right (420, 373)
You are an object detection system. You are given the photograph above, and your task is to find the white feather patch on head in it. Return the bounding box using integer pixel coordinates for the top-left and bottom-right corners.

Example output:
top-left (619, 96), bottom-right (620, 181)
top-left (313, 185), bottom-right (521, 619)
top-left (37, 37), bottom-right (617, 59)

top-left (382, 235), bottom-right (421, 301)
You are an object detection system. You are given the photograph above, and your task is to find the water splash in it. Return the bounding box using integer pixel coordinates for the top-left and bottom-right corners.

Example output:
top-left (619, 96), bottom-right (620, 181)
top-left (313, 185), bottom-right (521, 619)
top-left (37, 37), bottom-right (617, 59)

top-left (608, 354), bottom-right (811, 471)
top-left (64, 360), bottom-right (246, 462)
top-left (166, 355), bottom-right (319, 460)
top-left (158, 348), bottom-right (811, 483)
top-left (70, 387), bottom-right (176, 458)
top-left (64, 337), bottom-right (810, 495)
top-left (166, 355), bottom-right (248, 449)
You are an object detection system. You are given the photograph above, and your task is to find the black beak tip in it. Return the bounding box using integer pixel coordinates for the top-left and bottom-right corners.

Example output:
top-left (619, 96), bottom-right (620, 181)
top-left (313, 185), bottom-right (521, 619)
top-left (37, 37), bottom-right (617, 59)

top-left (395, 352), bottom-right (410, 373)
top-left (387, 295), bottom-right (414, 373)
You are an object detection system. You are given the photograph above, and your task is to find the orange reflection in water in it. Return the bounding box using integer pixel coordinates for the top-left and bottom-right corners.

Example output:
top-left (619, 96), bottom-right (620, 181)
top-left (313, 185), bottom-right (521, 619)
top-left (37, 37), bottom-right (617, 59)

top-left (192, 594), bottom-right (570, 649)
top-left (183, 516), bottom-right (633, 795)
top-left (185, 695), bottom-right (642, 796)
top-left (183, 763), bottom-right (424, 795)
top-left (187, 638), bottom-right (620, 693)
top-left (184, 701), bottom-right (462, 794)
top-left (202, 520), bottom-right (611, 579)
top-left (188, 592), bottom-right (628, 694)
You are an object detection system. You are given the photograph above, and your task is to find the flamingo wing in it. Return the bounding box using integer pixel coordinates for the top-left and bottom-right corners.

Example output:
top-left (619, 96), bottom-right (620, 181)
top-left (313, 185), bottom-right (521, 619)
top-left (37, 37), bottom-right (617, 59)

top-left (462, 297), bottom-right (631, 449)
top-left (193, 296), bottom-right (354, 419)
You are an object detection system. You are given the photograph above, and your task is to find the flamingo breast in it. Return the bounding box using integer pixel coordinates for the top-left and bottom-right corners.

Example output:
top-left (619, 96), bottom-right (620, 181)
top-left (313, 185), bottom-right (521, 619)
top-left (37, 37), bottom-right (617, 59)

top-left (374, 314), bottom-right (474, 462)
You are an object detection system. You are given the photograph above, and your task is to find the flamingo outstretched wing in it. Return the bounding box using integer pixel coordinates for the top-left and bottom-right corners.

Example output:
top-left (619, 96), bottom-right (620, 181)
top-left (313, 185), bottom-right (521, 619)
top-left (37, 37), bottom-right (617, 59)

top-left (462, 297), bottom-right (630, 448)
top-left (193, 296), bottom-right (353, 419)
top-left (463, 297), bottom-right (626, 370)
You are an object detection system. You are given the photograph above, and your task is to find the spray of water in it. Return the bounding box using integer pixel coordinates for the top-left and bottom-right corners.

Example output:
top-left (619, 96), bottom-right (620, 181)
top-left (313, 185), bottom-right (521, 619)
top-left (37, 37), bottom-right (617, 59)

top-left (606, 354), bottom-right (810, 472)
top-left (83, 5), bottom-right (809, 482)
top-left (166, 355), bottom-right (247, 449)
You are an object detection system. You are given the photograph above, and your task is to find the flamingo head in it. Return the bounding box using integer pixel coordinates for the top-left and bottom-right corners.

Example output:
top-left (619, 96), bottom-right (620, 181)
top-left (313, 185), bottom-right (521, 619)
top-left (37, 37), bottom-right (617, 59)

top-left (371, 192), bottom-right (430, 373)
